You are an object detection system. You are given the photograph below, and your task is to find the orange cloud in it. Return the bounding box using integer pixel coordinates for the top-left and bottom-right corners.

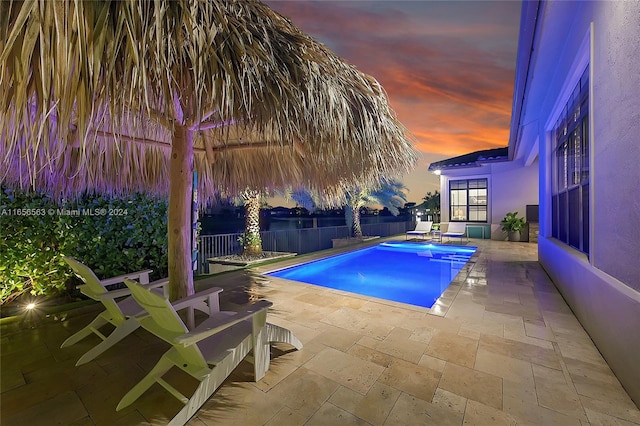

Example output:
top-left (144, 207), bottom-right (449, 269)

top-left (264, 0), bottom-right (521, 202)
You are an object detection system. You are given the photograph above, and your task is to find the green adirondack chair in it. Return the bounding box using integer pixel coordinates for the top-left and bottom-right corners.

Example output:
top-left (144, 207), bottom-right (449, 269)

top-left (117, 279), bottom-right (302, 425)
top-left (61, 256), bottom-right (221, 366)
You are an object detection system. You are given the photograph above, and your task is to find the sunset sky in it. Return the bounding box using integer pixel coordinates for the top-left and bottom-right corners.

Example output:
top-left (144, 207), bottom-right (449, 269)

top-left (265, 0), bottom-right (522, 205)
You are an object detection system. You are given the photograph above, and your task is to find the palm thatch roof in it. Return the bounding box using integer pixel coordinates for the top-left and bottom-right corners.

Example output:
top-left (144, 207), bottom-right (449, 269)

top-left (1, 0), bottom-right (416, 200)
top-left (1, 0), bottom-right (417, 299)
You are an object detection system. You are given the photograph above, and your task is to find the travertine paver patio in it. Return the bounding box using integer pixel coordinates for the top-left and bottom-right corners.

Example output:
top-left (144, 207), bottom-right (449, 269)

top-left (2, 238), bottom-right (639, 425)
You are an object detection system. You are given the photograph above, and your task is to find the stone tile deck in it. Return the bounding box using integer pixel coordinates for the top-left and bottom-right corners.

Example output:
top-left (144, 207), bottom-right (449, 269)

top-left (2, 238), bottom-right (639, 425)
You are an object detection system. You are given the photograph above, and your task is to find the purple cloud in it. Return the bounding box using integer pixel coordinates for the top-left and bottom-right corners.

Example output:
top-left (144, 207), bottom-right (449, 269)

top-left (265, 0), bottom-right (520, 157)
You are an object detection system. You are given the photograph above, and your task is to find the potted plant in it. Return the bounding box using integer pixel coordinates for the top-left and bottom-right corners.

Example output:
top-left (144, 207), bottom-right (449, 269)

top-left (500, 211), bottom-right (527, 242)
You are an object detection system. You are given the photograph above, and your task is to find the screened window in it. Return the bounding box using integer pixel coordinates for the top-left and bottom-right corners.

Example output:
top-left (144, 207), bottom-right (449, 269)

top-left (552, 66), bottom-right (589, 254)
top-left (449, 179), bottom-right (487, 222)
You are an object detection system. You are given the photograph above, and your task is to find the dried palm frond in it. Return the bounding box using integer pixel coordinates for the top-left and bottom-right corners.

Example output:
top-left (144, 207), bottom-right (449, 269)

top-left (1, 0), bottom-right (417, 299)
top-left (1, 0), bottom-right (416, 198)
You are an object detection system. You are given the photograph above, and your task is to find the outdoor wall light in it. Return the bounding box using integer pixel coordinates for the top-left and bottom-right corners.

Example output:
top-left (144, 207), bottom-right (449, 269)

top-left (433, 169), bottom-right (441, 175)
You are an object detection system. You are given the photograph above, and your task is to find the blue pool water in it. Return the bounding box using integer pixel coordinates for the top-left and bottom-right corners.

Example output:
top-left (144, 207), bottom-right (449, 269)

top-left (267, 241), bottom-right (476, 308)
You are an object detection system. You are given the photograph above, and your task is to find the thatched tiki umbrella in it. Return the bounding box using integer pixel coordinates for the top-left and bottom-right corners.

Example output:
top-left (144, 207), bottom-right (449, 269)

top-left (1, 0), bottom-right (416, 300)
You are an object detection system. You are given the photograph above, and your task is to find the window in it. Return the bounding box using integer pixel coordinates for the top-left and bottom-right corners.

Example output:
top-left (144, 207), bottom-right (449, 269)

top-left (552, 66), bottom-right (589, 254)
top-left (449, 179), bottom-right (487, 222)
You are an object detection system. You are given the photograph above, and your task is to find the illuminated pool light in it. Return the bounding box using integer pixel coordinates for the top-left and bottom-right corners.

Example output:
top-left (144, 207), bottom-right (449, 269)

top-left (267, 241), bottom-right (476, 308)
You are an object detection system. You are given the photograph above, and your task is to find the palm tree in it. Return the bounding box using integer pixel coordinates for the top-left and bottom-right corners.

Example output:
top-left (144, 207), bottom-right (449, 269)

top-left (422, 190), bottom-right (441, 222)
top-left (241, 187), bottom-right (322, 257)
top-left (284, 188), bottom-right (321, 212)
top-left (1, 1), bottom-right (416, 300)
top-left (345, 180), bottom-right (408, 238)
top-left (282, 180), bottom-right (408, 238)
top-left (238, 189), bottom-right (264, 256)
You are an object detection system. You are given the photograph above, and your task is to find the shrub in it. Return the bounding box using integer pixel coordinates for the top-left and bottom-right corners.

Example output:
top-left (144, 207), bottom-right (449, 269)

top-left (0, 188), bottom-right (168, 305)
top-left (58, 194), bottom-right (169, 279)
top-left (500, 211), bottom-right (527, 233)
top-left (0, 190), bottom-right (70, 304)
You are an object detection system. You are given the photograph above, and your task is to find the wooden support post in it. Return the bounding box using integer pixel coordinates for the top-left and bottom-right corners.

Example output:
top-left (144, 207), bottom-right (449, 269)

top-left (168, 125), bottom-right (195, 301)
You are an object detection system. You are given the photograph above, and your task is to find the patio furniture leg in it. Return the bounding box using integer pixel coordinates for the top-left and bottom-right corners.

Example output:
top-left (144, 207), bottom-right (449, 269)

top-left (117, 354), bottom-right (177, 411)
top-left (265, 323), bottom-right (303, 350)
top-left (61, 313), bottom-right (110, 348)
top-left (168, 341), bottom-right (253, 426)
top-left (251, 309), bottom-right (269, 381)
top-left (75, 318), bottom-right (140, 366)
top-left (245, 323), bottom-right (304, 382)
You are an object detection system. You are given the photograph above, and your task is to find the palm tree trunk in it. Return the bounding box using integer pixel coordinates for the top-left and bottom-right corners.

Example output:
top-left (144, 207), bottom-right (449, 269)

top-left (352, 205), bottom-right (363, 238)
top-left (168, 125), bottom-right (194, 301)
top-left (243, 193), bottom-right (263, 256)
top-left (344, 205), bottom-right (353, 231)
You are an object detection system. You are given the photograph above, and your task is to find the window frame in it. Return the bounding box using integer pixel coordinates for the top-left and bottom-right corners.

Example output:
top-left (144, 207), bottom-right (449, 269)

top-left (551, 65), bottom-right (590, 254)
top-left (448, 178), bottom-right (488, 223)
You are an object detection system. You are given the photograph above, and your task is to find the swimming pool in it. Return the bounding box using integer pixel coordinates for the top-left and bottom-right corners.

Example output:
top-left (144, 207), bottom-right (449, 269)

top-left (267, 241), bottom-right (476, 308)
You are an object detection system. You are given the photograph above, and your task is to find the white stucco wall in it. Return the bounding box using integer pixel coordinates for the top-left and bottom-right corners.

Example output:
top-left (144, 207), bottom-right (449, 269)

top-left (515, 0), bottom-right (640, 405)
top-left (489, 159), bottom-right (538, 237)
top-left (438, 159), bottom-right (538, 239)
top-left (539, 237), bottom-right (640, 408)
top-left (591, 1), bottom-right (640, 289)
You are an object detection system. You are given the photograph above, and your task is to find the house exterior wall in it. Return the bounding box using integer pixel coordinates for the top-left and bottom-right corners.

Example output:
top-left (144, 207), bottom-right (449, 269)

top-left (591, 1), bottom-right (640, 289)
top-left (516, 0), bottom-right (640, 405)
top-left (489, 159), bottom-right (538, 239)
top-left (438, 159), bottom-right (538, 240)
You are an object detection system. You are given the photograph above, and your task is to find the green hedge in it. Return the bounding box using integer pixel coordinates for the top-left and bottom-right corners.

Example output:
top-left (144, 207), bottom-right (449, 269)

top-left (0, 189), bottom-right (168, 305)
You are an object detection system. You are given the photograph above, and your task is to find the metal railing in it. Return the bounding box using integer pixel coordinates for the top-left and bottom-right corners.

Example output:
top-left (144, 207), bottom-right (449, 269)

top-left (195, 220), bottom-right (412, 274)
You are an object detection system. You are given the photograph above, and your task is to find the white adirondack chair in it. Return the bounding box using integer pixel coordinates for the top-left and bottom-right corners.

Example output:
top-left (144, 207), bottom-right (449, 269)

top-left (61, 256), bottom-right (220, 366)
top-left (117, 279), bottom-right (302, 425)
